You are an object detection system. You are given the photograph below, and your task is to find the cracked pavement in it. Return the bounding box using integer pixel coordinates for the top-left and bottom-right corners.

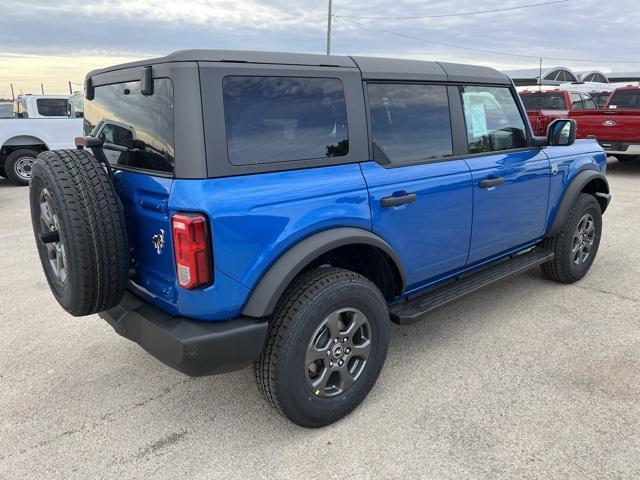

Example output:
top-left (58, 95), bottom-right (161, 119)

top-left (0, 158), bottom-right (638, 479)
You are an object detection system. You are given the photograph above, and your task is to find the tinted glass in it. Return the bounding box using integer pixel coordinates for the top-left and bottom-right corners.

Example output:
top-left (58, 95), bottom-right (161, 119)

top-left (0, 103), bottom-right (13, 118)
top-left (461, 86), bottom-right (527, 154)
top-left (607, 89), bottom-right (640, 109)
top-left (520, 92), bottom-right (567, 110)
top-left (223, 76), bottom-right (348, 165)
top-left (36, 98), bottom-right (69, 117)
top-left (84, 79), bottom-right (174, 173)
top-left (367, 83), bottom-right (452, 164)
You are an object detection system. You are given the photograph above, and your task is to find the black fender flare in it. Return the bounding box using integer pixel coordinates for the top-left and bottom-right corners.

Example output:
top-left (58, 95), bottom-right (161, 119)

top-left (546, 169), bottom-right (610, 238)
top-left (241, 227), bottom-right (407, 318)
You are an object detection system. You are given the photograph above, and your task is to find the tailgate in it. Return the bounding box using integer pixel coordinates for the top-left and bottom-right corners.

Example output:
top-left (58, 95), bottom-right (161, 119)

top-left (571, 110), bottom-right (640, 142)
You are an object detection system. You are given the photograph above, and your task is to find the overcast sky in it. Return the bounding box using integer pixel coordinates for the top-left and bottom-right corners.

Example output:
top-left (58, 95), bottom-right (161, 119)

top-left (1, 0), bottom-right (639, 97)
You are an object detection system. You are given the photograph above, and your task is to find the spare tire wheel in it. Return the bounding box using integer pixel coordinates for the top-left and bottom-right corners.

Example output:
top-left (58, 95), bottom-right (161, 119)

top-left (29, 149), bottom-right (128, 316)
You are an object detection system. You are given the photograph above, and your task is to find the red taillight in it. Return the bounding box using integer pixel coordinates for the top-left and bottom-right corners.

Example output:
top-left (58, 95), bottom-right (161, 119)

top-left (171, 213), bottom-right (212, 289)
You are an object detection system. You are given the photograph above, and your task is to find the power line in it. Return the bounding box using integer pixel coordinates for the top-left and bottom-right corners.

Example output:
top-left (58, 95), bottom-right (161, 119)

top-left (336, 0), bottom-right (568, 20)
top-left (336, 16), bottom-right (640, 64)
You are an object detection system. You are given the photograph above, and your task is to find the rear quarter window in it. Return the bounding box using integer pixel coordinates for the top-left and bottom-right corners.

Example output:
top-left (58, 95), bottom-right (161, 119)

top-left (83, 78), bottom-right (175, 174)
top-left (222, 76), bottom-right (349, 165)
top-left (36, 98), bottom-right (69, 117)
top-left (608, 89), bottom-right (640, 109)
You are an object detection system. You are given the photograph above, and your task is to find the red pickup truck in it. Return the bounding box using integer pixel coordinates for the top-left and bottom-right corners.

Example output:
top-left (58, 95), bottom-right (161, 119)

top-left (569, 86), bottom-right (640, 161)
top-left (519, 89), bottom-right (598, 135)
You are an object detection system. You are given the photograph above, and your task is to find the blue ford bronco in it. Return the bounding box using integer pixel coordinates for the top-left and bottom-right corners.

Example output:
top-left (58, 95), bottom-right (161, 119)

top-left (29, 50), bottom-right (610, 427)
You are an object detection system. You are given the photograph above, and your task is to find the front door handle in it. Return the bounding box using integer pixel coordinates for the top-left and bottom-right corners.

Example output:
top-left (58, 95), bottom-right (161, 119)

top-left (479, 177), bottom-right (505, 189)
top-left (381, 193), bottom-right (417, 207)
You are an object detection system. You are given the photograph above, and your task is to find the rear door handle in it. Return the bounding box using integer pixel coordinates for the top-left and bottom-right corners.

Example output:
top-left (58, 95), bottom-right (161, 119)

top-left (381, 193), bottom-right (417, 207)
top-left (479, 177), bottom-right (505, 189)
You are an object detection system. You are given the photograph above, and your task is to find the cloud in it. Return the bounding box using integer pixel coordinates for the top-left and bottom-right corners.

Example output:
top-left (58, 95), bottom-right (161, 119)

top-left (1, 0), bottom-right (639, 95)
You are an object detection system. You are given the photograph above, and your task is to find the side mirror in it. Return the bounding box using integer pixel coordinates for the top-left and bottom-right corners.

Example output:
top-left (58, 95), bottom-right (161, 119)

top-left (547, 118), bottom-right (577, 146)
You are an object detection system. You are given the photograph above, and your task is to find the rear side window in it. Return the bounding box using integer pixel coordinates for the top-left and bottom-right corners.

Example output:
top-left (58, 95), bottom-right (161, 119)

top-left (367, 83), bottom-right (452, 165)
top-left (461, 86), bottom-right (527, 154)
top-left (582, 94), bottom-right (597, 109)
top-left (570, 93), bottom-right (583, 110)
top-left (84, 78), bottom-right (175, 174)
top-left (223, 76), bottom-right (349, 166)
top-left (36, 98), bottom-right (68, 117)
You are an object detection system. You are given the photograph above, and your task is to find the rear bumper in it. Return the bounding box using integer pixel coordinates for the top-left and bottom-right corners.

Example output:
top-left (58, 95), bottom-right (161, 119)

top-left (598, 141), bottom-right (640, 155)
top-left (99, 292), bottom-right (268, 377)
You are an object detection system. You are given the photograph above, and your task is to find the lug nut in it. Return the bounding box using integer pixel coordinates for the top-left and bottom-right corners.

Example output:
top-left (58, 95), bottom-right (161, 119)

top-left (338, 360), bottom-right (344, 366)
top-left (342, 337), bottom-right (348, 343)
top-left (333, 338), bottom-right (338, 343)
top-left (326, 350), bottom-right (331, 356)
top-left (329, 361), bottom-right (334, 367)
top-left (345, 348), bottom-right (351, 354)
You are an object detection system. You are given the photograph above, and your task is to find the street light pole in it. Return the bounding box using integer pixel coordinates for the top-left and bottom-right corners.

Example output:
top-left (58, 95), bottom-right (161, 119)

top-left (326, 0), bottom-right (333, 55)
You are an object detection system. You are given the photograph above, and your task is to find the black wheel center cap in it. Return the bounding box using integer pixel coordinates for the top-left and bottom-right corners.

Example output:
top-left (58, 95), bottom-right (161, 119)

top-left (332, 345), bottom-right (343, 359)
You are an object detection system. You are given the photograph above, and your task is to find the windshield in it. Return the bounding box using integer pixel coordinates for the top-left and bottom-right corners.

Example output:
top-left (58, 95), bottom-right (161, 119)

top-left (608, 89), bottom-right (640, 109)
top-left (520, 92), bottom-right (567, 110)
top-left (0, 103), bottom-right (13, 118)
top-left (36, 98), bottom-right (69, 117)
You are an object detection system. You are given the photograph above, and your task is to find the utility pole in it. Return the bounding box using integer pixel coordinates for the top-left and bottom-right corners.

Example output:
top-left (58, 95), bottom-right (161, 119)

top-left (69, 81), bottom-right (73, 95)
top-left (538, 58), bottom-right (542, 91)
top-left (326, 0), bottom-right (333, 55)
top-left (41, 83), bottom-right (44, 94)
top-left (10, 83), bottom-right (15, 101)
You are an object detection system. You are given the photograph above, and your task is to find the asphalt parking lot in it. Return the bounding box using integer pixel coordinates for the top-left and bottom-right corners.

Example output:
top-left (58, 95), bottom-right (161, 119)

top-left (0, 158), bottom-right (638, 480)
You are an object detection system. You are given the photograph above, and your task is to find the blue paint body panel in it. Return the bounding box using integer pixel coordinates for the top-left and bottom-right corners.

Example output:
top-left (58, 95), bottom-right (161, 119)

top-left (360, 160), bottom-right (473, 290)
top-left (464, 148), bottom-right (551, 264)
top-left (115, 139), bottom-right (605, 322)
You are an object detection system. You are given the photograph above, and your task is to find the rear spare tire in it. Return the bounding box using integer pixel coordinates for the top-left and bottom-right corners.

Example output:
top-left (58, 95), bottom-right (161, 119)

top-left (29, 149), bottom-right (128, 316)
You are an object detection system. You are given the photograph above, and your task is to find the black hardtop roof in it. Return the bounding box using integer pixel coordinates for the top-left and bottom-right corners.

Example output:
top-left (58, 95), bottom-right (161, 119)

top-left (87, 49), bottom-right (510, 85)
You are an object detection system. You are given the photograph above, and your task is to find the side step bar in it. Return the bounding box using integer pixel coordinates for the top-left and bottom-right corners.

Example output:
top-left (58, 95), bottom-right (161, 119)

top-left (389, 248), bottom-right (554, 325)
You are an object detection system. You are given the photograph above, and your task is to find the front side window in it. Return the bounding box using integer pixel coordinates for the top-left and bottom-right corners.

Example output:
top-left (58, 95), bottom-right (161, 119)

top-left (84, 78), bottom-right (175, 173)
top-left (367, 83), bottom-right (452, 165)
top-left (461, 86), bottom-right (527, 154)
top-left (223, 76), bottom-right (349, 165)
top-left (36, 98), bottom-right (69, 117)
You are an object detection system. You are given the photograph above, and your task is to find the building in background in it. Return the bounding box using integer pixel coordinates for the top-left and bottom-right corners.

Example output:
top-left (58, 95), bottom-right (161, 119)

top-left (504, 67), bottom-right (640, 87)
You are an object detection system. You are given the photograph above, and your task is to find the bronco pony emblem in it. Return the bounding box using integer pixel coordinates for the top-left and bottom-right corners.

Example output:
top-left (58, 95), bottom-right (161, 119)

top-left (152, 229), bottom-right (165, 255)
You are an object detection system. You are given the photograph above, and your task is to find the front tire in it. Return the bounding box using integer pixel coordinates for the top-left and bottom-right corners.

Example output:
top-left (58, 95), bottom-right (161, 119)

top-left (254, 267), bottom-right (390, 427)
top-left (541, 193), bottom-right (602, 283)
top-left (5, 148), bottom-right (38, 186)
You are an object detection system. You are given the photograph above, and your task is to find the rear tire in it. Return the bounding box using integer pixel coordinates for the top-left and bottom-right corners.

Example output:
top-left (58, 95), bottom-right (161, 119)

top-left (541, 193), bottom-right (602, 284)
top-left (254, 267), bottom-right (390, 427)
top-left (5, 148), bottom-right (38, 186)
top-left (29, 149), bottom-right (129, 316)
top-left (0, 163), bottom-right (6, 178)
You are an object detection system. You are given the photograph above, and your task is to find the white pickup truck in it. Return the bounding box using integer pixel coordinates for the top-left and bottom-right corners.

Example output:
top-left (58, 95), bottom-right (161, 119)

top-left (0, 95), bottom-right (83, 185)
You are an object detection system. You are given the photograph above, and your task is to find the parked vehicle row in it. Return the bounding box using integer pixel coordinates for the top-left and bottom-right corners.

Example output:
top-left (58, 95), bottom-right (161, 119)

top-left (0, 95), bottom-right (83, 185)
top-left (519, 86), bottom-right (640, 161)
top-left (570, 86), bottom-right (640, 161)
top-left (28, 50), bottom-right (609, 427)
top-left (520, 89), bottom-right (597, 135)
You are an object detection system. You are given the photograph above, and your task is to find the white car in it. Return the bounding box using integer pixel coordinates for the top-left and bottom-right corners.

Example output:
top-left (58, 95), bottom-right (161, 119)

top-left (0, 95), bottom-right (83, 185)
